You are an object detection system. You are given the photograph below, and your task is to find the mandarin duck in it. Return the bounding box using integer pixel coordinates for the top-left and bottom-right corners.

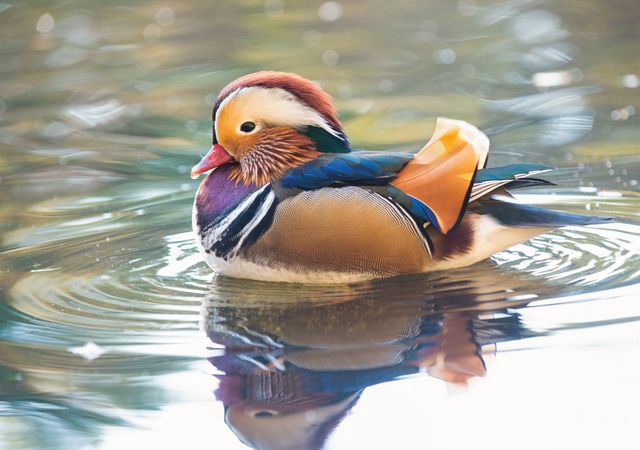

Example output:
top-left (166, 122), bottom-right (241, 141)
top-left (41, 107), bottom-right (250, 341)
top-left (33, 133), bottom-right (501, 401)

top-left (191, 71), bottom-right (607, 283)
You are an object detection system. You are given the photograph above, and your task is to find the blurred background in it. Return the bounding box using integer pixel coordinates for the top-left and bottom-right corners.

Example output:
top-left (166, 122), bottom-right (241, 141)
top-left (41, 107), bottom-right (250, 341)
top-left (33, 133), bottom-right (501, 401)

top-left (1, 0), bottom-right (638, 173)
top-left (0, 1), bottom-right (638, 449)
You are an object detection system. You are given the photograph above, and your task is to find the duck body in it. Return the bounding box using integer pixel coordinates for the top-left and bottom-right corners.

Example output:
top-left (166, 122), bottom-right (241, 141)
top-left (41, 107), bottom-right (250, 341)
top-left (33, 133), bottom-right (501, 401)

top-left (191, 72), bottom-right (608, 283)
top-left (193, 147), bottom-right (603, 283)
top-left (194, 162), bottom-right (432, 282)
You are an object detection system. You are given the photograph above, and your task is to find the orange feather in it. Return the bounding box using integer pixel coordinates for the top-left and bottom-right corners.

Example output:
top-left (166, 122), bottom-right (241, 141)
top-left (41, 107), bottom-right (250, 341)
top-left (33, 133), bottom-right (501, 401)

top-left (391, 118), bottom-right (490, 234)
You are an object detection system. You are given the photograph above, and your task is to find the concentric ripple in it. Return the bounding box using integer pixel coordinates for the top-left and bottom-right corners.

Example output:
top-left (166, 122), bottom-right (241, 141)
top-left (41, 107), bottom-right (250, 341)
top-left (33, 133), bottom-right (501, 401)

top-left (497, 223), bottom-right (640, 286)
top-left (3, 189), bottom-right (638, 450)
top-left (4, 191), bottom-right (639, 347)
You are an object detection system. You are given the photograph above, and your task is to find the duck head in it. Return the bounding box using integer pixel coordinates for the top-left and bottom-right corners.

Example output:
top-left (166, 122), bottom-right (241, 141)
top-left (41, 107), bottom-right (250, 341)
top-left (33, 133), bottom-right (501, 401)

top-left (191, 71), bottom-right (350, 185)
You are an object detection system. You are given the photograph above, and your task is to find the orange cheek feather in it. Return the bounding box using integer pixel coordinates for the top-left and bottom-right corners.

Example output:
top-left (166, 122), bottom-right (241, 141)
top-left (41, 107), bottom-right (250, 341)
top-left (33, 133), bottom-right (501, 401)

top-left (229, 128), bottom-right (320, 186)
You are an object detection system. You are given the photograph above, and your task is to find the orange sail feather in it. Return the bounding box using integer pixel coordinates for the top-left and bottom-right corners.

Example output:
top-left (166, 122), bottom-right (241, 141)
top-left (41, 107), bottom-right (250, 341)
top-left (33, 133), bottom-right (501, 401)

top-left (391, 118), bottom-right (490, 234)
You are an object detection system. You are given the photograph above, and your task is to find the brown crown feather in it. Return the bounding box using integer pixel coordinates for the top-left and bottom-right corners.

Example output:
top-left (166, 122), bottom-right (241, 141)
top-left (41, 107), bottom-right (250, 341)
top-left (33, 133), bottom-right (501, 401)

top-left (213, 71), bottom-right (345, 138)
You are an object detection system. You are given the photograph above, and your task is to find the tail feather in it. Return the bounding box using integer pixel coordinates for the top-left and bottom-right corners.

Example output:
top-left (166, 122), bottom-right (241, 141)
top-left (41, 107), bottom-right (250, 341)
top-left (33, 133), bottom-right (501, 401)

top-left (386, 118), bottom-right (607, 235)
top-left (480, 198), bottom-right (612, 227)
top-left (470, 165), bottom-right (554, 202)
top-left (504, 178), bottom-right (556, 190)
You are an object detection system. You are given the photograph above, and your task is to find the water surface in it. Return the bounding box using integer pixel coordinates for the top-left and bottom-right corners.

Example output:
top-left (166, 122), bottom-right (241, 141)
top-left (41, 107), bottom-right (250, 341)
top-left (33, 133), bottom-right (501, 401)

top-left (1, 1), bottom-right (639, 449)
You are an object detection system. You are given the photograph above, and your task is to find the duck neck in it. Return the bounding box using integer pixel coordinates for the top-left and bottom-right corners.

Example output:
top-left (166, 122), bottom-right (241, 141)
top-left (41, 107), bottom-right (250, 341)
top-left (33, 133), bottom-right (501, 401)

top-left (194, 165), bottom-right (260, 228)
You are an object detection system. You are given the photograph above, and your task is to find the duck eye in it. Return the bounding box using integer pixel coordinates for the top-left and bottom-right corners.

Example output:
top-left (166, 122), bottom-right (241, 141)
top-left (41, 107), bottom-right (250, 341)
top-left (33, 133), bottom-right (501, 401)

top-left (240, 121), bottom-right (256, 133)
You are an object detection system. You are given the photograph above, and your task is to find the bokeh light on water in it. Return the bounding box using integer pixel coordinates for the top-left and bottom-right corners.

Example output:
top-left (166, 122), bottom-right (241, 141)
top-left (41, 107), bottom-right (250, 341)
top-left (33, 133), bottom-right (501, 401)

top-left (0, 1), bottom-right (639, 449)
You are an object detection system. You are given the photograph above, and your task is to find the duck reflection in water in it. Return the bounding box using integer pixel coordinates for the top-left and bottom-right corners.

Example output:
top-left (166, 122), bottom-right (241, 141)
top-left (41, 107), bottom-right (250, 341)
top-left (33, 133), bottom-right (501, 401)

top-left (203, 270), bottom-right (543, 450)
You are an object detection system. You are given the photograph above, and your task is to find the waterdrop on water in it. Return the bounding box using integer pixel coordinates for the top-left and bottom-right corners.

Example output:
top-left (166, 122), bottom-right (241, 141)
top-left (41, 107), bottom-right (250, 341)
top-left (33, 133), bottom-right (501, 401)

top-left (143, 23), bottom-right (162, 41)
top-left (318, 2), bottom-right (343, 22)
top-left (621, 74), bottom-right (639, 88)
top-left (155, 7), bottom-right (175, 26)
top-left (36, 13), bottom-right (55, 33)
top-left (434, 48), bottom-right (456, 64)
top-left (68, 342), bottom-right (106, 361)
top-left (322, 49), bottom-right (339, 66)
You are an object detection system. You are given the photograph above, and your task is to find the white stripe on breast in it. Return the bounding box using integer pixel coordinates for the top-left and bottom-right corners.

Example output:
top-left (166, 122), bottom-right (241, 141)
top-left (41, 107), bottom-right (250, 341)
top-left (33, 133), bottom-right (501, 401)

top-left (229, 190), bottom-right (276, 257)
top-left (200, 185), bottom-right (268, 249)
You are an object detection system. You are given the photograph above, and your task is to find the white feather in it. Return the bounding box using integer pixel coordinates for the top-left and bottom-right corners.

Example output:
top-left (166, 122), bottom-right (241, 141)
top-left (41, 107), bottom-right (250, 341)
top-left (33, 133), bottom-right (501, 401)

top-left (229, 190), bottom-right (276, 257)
top-left (429, 213), bottom-right (550, 271)
top-left (199, 185), bottom-right (270, 250)
top-left (215, 86), bottom-right (342, 140)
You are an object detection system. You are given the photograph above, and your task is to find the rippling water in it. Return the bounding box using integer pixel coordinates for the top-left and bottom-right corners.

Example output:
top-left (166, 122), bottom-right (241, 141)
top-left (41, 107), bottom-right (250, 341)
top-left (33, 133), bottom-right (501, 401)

top-left (1, 1), bottom-right (639, 449)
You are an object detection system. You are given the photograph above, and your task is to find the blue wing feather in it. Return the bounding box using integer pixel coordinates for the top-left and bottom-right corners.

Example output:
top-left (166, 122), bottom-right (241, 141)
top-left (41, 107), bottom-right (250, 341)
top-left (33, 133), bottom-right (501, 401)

top-left (475, 164), bottom-right (553, 183)
top-left (481, 199), bottom-right (611, 227)
top-left (471, 164), bottom-right (555, 202)
top-left (278, 151), bottom-right (442, 228)
top-left (278, 154), bottom-right (562, 232)
top-left (382, 186), bottom-right (440, 229)
top-left (280, 151), bottom-right (413, 190)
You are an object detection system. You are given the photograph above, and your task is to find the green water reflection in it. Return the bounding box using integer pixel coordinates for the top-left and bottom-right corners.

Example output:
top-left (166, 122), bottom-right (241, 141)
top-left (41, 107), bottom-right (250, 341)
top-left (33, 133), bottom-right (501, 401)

top-left (0, 0), bottom-right (639, 449)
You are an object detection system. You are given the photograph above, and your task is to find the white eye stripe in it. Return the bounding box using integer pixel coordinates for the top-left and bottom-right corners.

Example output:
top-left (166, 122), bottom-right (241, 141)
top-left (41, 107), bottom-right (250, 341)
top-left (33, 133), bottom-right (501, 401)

top-left (214, 86), bottom-right (344, 141)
